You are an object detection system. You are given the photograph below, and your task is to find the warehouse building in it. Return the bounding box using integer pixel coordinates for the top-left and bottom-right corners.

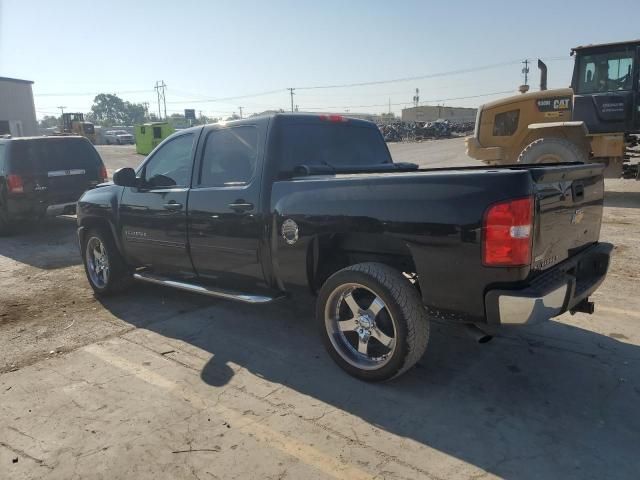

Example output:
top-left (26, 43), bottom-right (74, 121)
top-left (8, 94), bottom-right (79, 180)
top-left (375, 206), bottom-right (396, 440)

top-left (0, 77), bottom-right (38, 136)
top-left (401, 105), bottom-right (477, 123)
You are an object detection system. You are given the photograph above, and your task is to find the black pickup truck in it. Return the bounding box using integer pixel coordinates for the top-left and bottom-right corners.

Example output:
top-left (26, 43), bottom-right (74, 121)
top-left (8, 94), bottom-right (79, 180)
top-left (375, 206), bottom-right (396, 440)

top-left (77, 113), bottom-right (612, 381)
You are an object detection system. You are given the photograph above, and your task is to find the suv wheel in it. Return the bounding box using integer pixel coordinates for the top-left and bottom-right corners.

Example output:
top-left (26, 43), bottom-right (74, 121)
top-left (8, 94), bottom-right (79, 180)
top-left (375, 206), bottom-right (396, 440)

top-left (82, 228), bottom-right (131, 295)
top-left (317, 263), bottom-right (429, 381)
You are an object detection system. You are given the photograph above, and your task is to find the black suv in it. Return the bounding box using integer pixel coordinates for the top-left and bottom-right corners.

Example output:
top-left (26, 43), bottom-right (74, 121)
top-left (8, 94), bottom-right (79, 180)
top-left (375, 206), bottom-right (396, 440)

top-left (0, 136), bottom-right (107, 233)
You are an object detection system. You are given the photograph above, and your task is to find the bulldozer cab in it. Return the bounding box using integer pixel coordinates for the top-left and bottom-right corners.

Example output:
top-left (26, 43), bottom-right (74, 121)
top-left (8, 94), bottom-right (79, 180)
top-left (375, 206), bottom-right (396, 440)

top-left (62, 112), bottom-right (85, 132)
top-left (571, 40), bottom-right (640, 134)
top-left (61, 112), bottom-right (96, 143)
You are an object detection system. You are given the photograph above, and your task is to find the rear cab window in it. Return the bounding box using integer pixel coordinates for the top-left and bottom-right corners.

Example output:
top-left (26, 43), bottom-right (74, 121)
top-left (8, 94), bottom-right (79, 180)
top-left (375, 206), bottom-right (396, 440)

top-left (272, 118), bottom-right (392, 176)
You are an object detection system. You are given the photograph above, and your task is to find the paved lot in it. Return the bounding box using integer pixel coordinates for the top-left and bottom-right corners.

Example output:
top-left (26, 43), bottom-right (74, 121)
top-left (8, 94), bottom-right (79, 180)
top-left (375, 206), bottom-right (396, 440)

top-left (1, 139), bottom-right (639, 479)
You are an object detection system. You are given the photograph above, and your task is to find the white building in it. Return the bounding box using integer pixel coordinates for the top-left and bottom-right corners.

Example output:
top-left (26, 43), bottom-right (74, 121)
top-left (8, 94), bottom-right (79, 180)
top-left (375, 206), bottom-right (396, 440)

top-left (0, 77), bottom-right (38, 136)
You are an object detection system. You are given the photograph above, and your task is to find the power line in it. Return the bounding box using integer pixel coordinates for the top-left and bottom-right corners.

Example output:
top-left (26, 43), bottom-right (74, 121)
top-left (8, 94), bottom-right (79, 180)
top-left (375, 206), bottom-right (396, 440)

top-left (301, 90), bottom-right (516, 111)
top-left (295, 60), bottom-right (526, 90)
top-left (164, 88), bottom-right (285, 105)
top-left (34, 89), bottom-right (152, 97)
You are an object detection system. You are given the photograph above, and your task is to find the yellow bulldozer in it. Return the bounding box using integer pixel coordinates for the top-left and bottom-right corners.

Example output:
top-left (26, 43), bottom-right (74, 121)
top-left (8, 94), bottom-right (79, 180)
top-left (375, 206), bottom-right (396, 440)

top-left (61, 112), bottom-right (96, 144)
top-left (466, 39), bottom-right (640, 179)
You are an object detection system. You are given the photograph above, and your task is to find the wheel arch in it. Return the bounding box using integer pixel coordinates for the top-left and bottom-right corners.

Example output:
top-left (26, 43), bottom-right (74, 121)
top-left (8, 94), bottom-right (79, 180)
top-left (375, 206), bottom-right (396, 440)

top-left (518, 122), bottom-right (591, 157)
top-left (78, 216), bottom-right (124, 257)
top-left (307, 233), bottom-right (417, 294)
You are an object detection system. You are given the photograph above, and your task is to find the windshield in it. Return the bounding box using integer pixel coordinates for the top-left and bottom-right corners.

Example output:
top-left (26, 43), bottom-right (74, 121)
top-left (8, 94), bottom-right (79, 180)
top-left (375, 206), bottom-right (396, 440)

top-left (576, 49), bottom-right (635, 94)
top-left (274, 122), bottom-right (391, 174)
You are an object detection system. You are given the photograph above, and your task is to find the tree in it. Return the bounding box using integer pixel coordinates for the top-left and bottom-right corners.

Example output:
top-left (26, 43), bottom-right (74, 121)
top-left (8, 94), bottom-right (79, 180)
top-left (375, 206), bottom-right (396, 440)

top-left (91, 94), bottom-right (126, 126)
top-left (124, 102), bottom-right (146, 125)
top-left (90, 93), bottom-right (149, 126)
top-left (39, 115), bottom-right (59, 128)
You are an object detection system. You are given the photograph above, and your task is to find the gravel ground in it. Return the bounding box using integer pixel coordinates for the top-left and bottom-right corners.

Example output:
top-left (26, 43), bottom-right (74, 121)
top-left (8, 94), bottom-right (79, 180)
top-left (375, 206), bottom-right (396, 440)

top-left (1, 138), bottom-right (639, 479)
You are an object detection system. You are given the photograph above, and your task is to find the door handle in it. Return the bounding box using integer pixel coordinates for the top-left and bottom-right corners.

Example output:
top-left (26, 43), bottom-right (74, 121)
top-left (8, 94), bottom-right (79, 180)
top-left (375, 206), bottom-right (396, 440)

top-left (228, 201), bottom-right (254, 212)
top-left (163, 202), bottom-right (183, 211)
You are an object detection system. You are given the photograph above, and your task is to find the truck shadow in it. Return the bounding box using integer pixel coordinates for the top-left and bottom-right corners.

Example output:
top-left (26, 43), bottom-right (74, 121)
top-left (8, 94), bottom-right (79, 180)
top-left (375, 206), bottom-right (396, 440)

top-left (604, 191), bottom-right (640, 209)
top-left (0, 216), bottom-right (80, 269)
top-left (99, 288), bottom-right (640, 480)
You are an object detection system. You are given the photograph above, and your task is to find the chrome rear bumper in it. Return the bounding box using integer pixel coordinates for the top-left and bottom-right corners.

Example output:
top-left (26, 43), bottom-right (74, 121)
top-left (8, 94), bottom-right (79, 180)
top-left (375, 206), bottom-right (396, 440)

top-left (485, 242), bottom-right (613, 325)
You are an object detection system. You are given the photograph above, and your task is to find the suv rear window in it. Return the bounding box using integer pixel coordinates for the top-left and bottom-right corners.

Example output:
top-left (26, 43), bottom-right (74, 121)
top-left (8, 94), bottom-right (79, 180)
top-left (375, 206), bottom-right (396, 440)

top-left (274, 122), bottom-right (391, 174)
top-left (9, 138), bottom-right (103, 174)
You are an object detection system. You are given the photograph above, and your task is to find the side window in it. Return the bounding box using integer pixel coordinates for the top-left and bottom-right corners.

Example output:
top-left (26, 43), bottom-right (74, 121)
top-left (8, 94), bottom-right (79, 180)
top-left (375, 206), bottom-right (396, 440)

top-left (199, 126), bottom-right (258, 187)
top-left (143, 134), bottom-right (194, 188)
top-left (153, 127), bottom-right (162, 139)
top-left (493, 110), bottom-right (519, 136)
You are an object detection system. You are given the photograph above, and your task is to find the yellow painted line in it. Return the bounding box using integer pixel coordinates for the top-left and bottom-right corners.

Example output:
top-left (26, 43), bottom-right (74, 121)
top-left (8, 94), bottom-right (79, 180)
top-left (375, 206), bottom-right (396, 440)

top-left (83, 343), bottom-right (373, 480)
top-left (597, 306), bottom-right (640, 320)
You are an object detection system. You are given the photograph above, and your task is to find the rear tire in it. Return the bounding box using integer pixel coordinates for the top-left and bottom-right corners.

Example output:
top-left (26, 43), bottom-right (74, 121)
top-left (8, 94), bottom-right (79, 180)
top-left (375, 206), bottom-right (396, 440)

top-left (81, 227), bottom-right (131, 296)
top-left (317, 263), bottom-right (429, 382)
top-left (518, 137), bottom-right (588, 164)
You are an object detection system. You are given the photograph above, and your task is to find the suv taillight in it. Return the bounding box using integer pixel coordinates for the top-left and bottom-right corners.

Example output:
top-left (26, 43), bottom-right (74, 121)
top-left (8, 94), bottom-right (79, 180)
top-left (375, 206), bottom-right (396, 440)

top-left (7, 174), bottom-right (24, 194)
top-left (99, 165), bottom-right (108, 182)
top-left (483, 197), bottom-right (533, 266)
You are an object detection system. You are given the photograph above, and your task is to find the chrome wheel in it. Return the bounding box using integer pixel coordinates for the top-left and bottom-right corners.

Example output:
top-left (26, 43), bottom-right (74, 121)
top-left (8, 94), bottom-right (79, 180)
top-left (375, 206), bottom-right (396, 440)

top-left (325, 283), bottom-right (397, 370)
top-left (86, 236), bottom-right (110, 288)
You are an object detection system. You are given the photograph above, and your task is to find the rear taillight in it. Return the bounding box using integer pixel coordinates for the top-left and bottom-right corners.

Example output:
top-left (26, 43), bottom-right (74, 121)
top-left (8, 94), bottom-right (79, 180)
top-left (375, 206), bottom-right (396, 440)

top-left (483, 197), bottom-right (533, 266)
top-left (7, 174), bottom-right (24, 194)
top-left (99, 165), bottom-right (108, 182)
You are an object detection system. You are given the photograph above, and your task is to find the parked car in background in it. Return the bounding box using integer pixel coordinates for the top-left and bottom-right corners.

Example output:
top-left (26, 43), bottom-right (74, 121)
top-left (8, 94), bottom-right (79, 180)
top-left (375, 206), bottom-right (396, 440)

top-left (0, 136), bottom-right (107, 234)
top-left (104, 130), bottom-right (135, 145)
top-left (77, 113), bottom-right (612, 381)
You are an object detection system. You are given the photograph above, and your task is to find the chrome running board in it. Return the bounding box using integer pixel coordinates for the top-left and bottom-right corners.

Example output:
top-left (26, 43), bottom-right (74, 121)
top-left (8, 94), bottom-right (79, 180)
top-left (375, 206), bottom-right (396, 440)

top-left (133, 272), bottom-right (282, 304)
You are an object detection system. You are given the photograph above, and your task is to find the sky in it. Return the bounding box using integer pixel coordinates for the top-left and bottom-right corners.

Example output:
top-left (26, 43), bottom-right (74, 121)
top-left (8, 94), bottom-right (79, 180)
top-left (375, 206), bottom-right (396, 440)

top-left (1, 0), bottom-right (639, 120)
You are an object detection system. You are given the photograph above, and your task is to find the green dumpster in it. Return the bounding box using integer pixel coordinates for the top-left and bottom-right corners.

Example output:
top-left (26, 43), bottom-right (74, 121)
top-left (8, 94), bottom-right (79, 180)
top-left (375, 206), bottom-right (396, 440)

top-left (134, 122), bottom-right (175, 155)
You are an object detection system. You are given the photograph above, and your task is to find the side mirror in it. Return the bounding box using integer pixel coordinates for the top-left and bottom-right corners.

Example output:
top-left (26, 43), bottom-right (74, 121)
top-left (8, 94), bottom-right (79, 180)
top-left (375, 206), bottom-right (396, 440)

top-left (112, 167), bottom-right (138, 187)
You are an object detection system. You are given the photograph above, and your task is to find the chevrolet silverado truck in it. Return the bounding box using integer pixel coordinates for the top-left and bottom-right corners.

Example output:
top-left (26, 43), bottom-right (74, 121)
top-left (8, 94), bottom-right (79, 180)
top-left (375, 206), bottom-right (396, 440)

top-left (77, 113), bottom-right (613, 381)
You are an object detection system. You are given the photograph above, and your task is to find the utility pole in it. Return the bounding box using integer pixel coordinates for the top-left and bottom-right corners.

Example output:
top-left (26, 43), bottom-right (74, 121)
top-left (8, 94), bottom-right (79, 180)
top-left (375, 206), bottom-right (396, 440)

top-left (57, 106), bottom-right (66, 116)
top-left (287, 88), bottom-right (295, 112)
top-left (388, 98), bottom-right (391, 115)
top-left (154, 81), bottom-right (167, 120)
top-left (142, 102), bottom-right (149, 120)
top-left (238, 106), bottom-right (243, 119)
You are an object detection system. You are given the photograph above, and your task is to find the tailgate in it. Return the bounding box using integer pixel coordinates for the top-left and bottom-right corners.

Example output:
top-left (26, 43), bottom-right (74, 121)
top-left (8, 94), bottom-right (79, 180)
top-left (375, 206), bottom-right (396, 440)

top-left (531, 163), bottom-right (605, 271)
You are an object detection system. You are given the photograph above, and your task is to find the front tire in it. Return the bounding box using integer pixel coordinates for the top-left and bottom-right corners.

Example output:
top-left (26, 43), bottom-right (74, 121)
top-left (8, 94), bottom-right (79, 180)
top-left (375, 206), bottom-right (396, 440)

top-left (518, 137), bottom-right (588, 164)
top-left (81, 227), bottom-right (131, 296)
top-left (317, 263), bottom-right (429, 381)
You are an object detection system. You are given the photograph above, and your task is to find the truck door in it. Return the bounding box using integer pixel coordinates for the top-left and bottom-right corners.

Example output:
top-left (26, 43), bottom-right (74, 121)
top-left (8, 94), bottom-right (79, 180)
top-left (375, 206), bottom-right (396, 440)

top-left (187, 124), bottom-right (267, 290)
top-left (119, 132), bottom-right (196, 274)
